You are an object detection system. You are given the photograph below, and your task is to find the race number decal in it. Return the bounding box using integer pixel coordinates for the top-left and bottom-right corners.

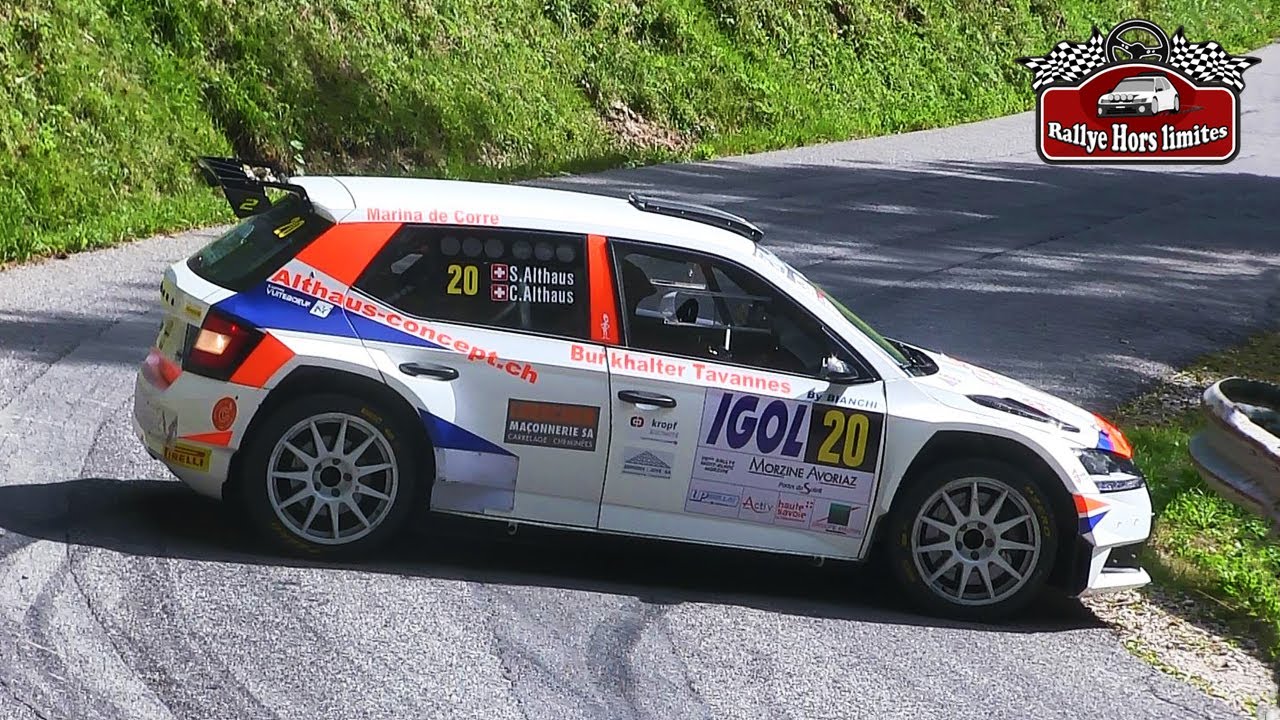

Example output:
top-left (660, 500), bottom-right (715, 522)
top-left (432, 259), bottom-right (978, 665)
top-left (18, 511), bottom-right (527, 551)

top-left (445, 264), bottom-right (479, 296)
top-left (686, 389), bottom-right (884, 537)
top-left (807, 405), bottom-right (882, 473)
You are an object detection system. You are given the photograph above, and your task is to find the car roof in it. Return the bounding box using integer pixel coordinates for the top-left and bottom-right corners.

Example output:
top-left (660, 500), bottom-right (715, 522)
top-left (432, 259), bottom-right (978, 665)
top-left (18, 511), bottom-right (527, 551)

top-left (291, 174), bottom-right (763, 261)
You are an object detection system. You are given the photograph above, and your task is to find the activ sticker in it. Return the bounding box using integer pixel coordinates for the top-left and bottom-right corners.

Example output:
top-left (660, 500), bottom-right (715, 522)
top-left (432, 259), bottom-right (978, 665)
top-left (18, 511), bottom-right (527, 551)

top-left (164, 443), bottom-right (211, 471)
top-left (685, 389), bottom-right (883, 537)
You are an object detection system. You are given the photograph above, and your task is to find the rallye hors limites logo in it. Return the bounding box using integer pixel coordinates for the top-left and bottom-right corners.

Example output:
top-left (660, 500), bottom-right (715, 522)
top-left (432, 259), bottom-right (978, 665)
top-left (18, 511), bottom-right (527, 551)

top-left (1016, 19), bottom-right (1260, 163)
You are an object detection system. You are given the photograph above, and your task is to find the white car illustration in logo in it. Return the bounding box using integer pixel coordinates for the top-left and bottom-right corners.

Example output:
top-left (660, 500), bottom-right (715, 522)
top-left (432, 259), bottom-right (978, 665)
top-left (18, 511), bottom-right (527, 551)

top-left (1097, 72), bottom-right (1180, 116)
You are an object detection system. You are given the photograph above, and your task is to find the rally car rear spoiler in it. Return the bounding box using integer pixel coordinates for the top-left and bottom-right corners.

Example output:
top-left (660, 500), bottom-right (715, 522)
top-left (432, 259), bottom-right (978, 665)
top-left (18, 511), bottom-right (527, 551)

top-left (196, 156), bottom-right (311, 219)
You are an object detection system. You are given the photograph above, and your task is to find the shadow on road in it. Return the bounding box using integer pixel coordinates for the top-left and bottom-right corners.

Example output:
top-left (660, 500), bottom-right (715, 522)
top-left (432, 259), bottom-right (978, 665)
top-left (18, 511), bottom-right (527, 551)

top-left (0, 477), bottom-right (1102, 635)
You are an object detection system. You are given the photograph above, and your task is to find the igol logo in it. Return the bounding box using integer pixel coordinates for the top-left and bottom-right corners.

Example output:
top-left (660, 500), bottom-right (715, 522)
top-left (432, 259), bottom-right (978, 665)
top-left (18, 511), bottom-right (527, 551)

top-left (704, 392), bottom-right (807, 458)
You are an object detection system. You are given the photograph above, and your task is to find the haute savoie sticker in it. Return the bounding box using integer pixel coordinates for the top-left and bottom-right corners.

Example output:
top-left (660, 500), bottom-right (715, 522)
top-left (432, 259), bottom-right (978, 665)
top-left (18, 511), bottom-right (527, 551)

top-left (1016, 19), bottom-right (1260, 163)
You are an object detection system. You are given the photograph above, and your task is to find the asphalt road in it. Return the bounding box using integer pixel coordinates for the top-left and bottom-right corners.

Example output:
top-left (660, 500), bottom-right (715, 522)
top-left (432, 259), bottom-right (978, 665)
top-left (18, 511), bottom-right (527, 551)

top-left (1, 43), bottom-right (1277, 720)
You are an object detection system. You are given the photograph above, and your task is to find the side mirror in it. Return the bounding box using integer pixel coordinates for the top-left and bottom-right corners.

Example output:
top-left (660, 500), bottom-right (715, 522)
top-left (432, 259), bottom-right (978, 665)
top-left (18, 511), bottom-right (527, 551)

top-left (821, 355), bottom-right (863, 384)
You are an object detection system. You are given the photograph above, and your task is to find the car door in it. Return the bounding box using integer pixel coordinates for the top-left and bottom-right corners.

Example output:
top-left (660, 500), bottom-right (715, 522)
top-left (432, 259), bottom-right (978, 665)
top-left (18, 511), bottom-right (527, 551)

top-left (596, 241), bottom-right (888, 560)
top-left (348, 223), bottom-right (613, 528)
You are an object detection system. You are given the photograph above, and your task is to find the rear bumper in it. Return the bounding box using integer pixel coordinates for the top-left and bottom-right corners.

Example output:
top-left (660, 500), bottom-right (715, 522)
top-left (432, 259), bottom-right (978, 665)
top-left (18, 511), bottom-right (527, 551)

top-left (132, 361), bottom-right (249, 500)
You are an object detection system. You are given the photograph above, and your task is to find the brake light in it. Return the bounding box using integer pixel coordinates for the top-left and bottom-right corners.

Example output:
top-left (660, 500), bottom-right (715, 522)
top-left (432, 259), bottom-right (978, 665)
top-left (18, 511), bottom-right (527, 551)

top-left (183, 309), bottom-right (263, 381)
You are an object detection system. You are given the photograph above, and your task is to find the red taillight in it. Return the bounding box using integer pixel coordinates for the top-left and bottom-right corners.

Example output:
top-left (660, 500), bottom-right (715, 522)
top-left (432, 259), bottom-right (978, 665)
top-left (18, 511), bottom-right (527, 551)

top-left (183, 310), bottom-right (263, 381)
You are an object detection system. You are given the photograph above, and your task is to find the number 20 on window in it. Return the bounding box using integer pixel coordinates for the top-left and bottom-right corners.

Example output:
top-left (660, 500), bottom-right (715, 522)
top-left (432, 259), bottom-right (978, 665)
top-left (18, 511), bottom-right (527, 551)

top-left (446, 264), bottom-right (478, 296)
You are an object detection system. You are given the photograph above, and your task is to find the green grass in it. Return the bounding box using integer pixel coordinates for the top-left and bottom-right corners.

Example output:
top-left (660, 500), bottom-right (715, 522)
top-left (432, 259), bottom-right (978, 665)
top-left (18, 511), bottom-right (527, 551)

top-left (1117, 332), bottom-right (1280, 661)
top-left (2, 0), bottom-right (1279, 264)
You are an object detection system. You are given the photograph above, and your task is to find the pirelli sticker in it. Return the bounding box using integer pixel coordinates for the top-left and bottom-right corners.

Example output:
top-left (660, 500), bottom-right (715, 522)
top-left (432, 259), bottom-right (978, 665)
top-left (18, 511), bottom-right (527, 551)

top-left (164, 442), bottom-right (211, 471)
top-left (504, 399), bottom-right (600, 452)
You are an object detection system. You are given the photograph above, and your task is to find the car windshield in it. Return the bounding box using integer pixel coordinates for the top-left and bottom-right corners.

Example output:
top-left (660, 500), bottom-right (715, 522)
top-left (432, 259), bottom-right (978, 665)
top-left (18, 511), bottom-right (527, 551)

top-left (1113, 79), bottom-right (1156, 92)
top-left (752, 245), bottom-right (912, 368)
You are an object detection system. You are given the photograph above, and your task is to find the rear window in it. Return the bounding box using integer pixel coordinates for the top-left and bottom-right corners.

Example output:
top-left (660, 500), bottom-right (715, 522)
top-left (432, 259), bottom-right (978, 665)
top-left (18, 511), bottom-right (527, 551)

top-left (187, 195), bottom-right (333, 291)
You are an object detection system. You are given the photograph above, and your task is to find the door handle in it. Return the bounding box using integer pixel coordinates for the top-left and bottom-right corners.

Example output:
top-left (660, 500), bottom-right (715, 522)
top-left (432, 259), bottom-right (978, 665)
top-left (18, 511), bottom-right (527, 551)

top-left (399, 362), bottom-right (459, 381)
top-left (617, 390), bottom-right (676, 408)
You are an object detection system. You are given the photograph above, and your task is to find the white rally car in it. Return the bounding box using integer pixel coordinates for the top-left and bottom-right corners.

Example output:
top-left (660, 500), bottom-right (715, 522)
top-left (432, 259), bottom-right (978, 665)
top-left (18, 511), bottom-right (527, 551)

top-left (131, 157), bottom-right (1152, 620)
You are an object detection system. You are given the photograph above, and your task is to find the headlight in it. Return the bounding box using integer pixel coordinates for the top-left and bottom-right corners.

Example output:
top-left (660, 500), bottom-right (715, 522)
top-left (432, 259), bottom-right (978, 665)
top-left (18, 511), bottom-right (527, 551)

top-left (1076, 448), bottom-right (1146, 492)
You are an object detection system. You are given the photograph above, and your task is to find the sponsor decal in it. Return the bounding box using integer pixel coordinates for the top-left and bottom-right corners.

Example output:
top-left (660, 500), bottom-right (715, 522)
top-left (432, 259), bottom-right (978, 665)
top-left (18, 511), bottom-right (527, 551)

top-left (685, 479), bottom-right (741, 517)
top-left (310, 299), bottom-right (334, 318)
top-left (684, 389), bottom-right (883, 537)
top-left (268, 267), bottom-right (538, 384)
top-left (568, 344), bottom-right (793, 395)
top-left (701, 390), bottom-right (882, 474)
top-left (773, 496), bottom-right (816, 528)
top-left (625, 414), bottom-right (679, 445)
top-left (367, 208), bottom-right (501, 225)
top-left (809, 501), bottom-right (863, 536)
top-left (621, 447), bottom-right (674, 479)
top-left (503, 399), bottom-right (600, 452)
top-left (1016, 19), bottom-right (1260, 163)
top-left (164, 442), bottom-right (211, 471)
top-left (211, 397), bottom-right (238, 432)
top-left (266, 283), bottom-right (313, 309)
top-left (738, 492), bottom-right (776, 524)
top-left (183, 304), bottom-right (202, 321)
top-left (803, 389), bottom-right (882, 411)
top-left (695, 452), bottom-right (735, 477)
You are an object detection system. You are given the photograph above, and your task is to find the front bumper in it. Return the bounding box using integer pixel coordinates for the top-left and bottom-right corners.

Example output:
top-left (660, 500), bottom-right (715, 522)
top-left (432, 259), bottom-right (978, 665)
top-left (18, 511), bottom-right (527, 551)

top-left (1070, 485), bottom-right (1154, 596)
top-left (1097, 103), bottom-right (1156, 117)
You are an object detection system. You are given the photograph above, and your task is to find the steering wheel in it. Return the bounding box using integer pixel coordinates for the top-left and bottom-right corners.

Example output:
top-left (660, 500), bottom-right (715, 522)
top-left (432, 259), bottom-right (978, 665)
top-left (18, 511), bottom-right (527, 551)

top-left (1104, 19), bottom-right (1171, 64)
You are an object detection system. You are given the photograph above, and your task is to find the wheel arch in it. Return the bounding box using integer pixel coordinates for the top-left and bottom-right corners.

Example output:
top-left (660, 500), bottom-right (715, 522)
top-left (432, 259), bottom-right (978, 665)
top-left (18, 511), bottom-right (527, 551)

top-left (868, 429), bottom-right (1081, 590)
top-left (224, 364), bottom-right (436, 507)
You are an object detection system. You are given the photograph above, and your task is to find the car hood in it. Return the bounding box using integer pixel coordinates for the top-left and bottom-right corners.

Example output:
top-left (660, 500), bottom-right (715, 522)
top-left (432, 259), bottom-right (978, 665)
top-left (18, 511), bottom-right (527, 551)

top-left (908, 348), bottom-right (1109, 450)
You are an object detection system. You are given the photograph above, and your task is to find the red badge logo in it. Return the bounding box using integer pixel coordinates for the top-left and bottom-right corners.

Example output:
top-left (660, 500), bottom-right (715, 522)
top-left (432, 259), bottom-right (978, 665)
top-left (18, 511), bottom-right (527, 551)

top-left (1017, 19), bottom-right (1260, 164)
top-left (212, 397), bottom-right (238, 431)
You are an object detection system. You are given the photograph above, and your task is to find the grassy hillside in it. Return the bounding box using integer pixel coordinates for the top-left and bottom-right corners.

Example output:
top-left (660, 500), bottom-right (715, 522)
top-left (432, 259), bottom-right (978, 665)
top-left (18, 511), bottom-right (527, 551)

top-left (1, 0), bottom-right (1277, 263)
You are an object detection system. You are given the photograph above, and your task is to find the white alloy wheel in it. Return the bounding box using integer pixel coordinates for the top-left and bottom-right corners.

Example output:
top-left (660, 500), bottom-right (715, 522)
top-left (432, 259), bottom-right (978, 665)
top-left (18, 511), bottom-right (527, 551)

top-left (908, 476), bottom-right (1043, 607)
top-left (266, 412), bottom-right (400, 545)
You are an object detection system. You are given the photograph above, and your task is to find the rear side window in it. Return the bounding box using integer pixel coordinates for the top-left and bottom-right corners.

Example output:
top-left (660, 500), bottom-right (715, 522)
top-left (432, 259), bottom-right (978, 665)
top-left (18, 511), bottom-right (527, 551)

top-left (186, 195), bottom-right (333, 291)
top-left (354, 225), bottom-right (590, 340)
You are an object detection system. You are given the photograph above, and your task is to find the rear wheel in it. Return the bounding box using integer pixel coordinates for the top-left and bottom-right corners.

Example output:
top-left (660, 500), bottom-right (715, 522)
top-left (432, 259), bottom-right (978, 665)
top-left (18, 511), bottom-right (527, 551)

top-left (885, 458), bottom-right (1060, 621)
top-left (240, 393), bottom-right (421, 558)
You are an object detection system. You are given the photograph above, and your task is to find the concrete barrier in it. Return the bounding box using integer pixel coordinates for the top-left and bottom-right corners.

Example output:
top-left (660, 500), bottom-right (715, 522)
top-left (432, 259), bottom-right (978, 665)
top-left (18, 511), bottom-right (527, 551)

top-left (1188, 377), bottom-right (1280, 536)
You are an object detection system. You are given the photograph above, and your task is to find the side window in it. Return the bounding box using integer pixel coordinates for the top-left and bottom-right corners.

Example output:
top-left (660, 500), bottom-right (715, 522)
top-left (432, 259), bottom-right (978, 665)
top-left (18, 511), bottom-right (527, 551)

top-left (613, 243), bottom-right (857, 378)
top-left (354, 225), bottom-right (589, 339)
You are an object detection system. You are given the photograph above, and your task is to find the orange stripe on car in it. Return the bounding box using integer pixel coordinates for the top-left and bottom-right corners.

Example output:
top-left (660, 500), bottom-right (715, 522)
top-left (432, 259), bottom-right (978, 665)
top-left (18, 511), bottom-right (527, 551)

top-left (294, 222), bottom-right (401, 286)
top-left (180, 431), bottom-right (233, 447)
top-left (586, 234), bottom-right (619, 344)
top-left (230, 333), bottom-right (295, 388)
top-left (1073, 495), bottom-right (1107, 515)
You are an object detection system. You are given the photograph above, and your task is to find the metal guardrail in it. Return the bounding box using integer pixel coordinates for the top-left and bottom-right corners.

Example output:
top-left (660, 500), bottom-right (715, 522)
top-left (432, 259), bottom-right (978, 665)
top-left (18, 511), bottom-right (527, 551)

top-left (1189, 377), bottom-right (1280, 537)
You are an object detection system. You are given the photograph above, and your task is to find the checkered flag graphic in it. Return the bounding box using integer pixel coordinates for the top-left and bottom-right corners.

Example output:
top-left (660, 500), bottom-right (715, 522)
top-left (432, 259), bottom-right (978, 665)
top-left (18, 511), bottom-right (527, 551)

top-left (1016, 27), bottom-right (1109, 90)
top-left (1166, 28), bottom-right (1260, 91)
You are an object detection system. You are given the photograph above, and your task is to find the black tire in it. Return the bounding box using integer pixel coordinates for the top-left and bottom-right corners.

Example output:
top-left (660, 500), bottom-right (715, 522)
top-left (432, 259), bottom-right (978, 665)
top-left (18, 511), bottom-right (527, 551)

top-left (883, 458), bottom-right (1060, 622)
top-left (239, 393), bottom-right (422, 560)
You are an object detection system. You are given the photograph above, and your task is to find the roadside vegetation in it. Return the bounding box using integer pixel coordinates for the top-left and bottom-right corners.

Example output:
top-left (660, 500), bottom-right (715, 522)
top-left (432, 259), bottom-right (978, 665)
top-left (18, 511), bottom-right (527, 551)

top-left (1116, 332), bottom-right (1280, 668)
top-left (3, 0), bottom-right (1280, 263)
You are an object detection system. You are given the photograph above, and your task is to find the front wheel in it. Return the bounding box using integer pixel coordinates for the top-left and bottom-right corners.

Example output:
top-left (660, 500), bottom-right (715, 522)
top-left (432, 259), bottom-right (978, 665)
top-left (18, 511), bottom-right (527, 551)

top-left (240, 393), bottom-right (422, 559)
top-left (884, 458), bottom-right (1060, 622)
